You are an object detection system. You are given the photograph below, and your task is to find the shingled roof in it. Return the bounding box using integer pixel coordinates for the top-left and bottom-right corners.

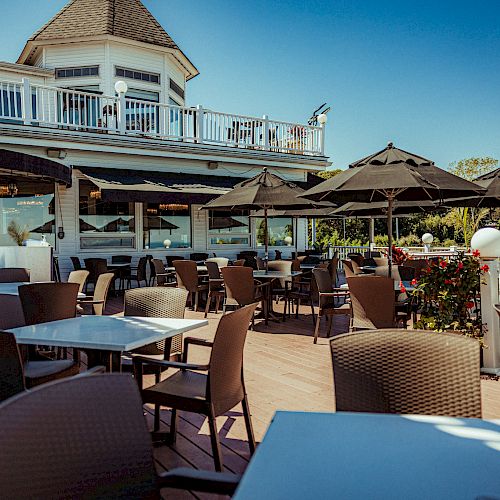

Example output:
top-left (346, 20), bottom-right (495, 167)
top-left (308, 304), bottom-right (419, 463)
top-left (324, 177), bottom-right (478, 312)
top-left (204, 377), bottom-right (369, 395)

top-left (30, 0), bottom-right (179, 50)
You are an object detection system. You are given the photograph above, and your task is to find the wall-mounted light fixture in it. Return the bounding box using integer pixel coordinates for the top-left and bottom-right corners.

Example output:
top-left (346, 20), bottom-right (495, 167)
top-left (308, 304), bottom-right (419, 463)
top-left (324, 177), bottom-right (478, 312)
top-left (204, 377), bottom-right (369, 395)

top-left (47, 148), bottom-right (67, 159)
top-left (207, 161), bottom-right (219, 170)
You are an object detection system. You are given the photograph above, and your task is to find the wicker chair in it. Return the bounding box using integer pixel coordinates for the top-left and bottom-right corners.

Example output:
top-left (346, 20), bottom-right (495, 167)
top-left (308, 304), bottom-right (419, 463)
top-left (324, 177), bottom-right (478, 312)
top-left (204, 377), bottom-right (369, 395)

top-left (190, 252), bottom-right (209, 263)
top-left (166, 255), bottom-right (184, 267)
top-left (287, 259), bottom-right (315, 323)
top-left (342, 259), bottom-right (356, 278)
top-left (330, 329), bottom-right (482, 417)
top-left (232, 259), bottom-right (245, 266)
top-left (77, 272), bottom-right (114, 315)
top-left (83, 258), bottom-right (108, 291)
top-left (0, 294), bottom-right (25, 330)
top-left (205, 257), bottom-right (229, 268)
top-left (70, 256), bottom-right (83, 271)
top-left (174, 260), bottom-right (208, 311)
top-left (134, 304), bottom-right (258, 472)
top-left (347, 275), bottom-right (397, 331)
top-left (204, 261), bottom-right (225, 317)
top-left (0, 268), bottom-right (30, 283)
top-left (152, 258), bottom-right (172, 286)
top-left (312, 268), bottom-right (350, 343)
top-left (68, 270), bottom-right (89, 293)
top-left (127, 256), bottom-right (148, 288)
top-left (0, 374), bottom-right (240, 497)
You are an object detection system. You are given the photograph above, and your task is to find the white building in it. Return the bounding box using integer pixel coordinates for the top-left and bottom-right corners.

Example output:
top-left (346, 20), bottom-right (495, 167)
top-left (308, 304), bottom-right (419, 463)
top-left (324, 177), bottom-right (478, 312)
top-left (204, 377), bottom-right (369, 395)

top-left (0, 0), bottom-right (329, 276)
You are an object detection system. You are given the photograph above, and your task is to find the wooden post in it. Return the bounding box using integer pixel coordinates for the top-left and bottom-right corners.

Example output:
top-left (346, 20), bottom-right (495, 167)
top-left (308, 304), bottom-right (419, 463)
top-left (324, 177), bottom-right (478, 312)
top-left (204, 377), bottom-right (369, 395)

top-left (263, 114), bottom-right (269, 150)
top-left (196, 104), bottom-right (204, 144)
top-left (387, 195), bottom-right (394, 278)
top-left (21, 78), bottom-right (32, 125)
top-left (117, 93), bottom-right (126, 134)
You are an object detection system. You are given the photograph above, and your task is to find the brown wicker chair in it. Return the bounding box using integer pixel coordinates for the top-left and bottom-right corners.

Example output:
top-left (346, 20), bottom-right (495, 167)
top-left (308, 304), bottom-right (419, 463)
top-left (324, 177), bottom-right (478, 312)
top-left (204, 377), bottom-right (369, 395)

top-left (67, 270), bottom-right (89, 293)
top-left (70, 256), bottom-right (83, 271)
top-left (221, 266), bottom-right (268, 326)
top-left (312, 268), bottom-right (350, 343)
top-left (205, 257), bottom-right (229, 268)
top-left (0, 268), bottom-right (30, 283)
top-left (166, 255), bottom-right (184, 267)
top-left (0, 374), bottom-right (241, 497)
top-left (77, 272), bottom-right (114, 315)
top-left (83, 258), bottom-right (108, 292)
top-left (127, 256), bottom-right (148, 288)
top-left (204, 261), bottom-right (225, 317)
top-left (232, 259), bottom-right (245, 266)
top-left (134, 304), bottom-right (258, 471)
top-left (347, 275), bottom-right (396, 331)
top-left (287, 259), bottom-right (315, 323)
top-left (330, 329), bottom-right (482, 417)
top-left (152, 258), bottom-right (172, 286)
top-left (0, 294), bottom-right (25, 330)
top-left (174, 260), bottom-right (208, 311)
top-left (342, 259), bottom-right (356, 278)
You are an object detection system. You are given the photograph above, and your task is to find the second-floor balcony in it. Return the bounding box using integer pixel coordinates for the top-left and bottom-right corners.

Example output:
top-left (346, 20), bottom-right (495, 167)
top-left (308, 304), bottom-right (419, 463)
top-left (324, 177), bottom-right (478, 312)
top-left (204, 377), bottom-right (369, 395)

top-left (0, 78), bottom-right (326, 157)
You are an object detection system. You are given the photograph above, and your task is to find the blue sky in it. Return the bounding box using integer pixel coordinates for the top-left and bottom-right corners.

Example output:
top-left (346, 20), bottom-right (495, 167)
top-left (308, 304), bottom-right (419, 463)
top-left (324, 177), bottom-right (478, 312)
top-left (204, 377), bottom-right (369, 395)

top-left (1, 0), bottom-right (499, 169)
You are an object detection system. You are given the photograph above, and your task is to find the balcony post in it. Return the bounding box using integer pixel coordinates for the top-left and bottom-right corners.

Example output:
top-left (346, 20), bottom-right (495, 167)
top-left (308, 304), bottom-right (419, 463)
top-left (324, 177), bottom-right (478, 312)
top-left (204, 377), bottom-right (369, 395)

top-left (117, 94), bottom-right (127, 134)
top-left (320, 122), bottom-right (326, 155)
top-left (263, 114), bottom-right (269, 150)
top-left (21, 78), bottom-right (32, 125)
top-left (196, 104), bottom-right (204, 144)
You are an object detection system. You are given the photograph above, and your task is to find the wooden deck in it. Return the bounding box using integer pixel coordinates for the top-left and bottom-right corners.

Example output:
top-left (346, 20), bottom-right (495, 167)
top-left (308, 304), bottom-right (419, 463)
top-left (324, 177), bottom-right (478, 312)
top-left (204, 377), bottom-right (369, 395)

top-left (104, 296), bottom-right (500, 499)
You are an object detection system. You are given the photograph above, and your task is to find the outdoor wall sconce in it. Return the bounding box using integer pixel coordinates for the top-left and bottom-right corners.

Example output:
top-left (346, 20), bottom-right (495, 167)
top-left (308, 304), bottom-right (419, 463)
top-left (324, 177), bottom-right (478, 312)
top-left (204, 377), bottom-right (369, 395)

top-left (208, 161), bottom-right (219, 170)
top-left (57, 226), bottom-right (65, 240)
top-left (46, 148), bottom-right (67, 159)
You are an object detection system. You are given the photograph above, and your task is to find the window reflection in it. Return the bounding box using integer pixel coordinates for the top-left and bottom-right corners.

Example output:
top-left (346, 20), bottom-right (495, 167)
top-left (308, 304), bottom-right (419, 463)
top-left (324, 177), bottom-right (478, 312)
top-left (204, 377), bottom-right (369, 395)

top-left (208, 210), bottom-right (250, 246)
top-left (256, 217), bottom-right (293, 247)
top-left (143, 203), bottom-right (191, 249)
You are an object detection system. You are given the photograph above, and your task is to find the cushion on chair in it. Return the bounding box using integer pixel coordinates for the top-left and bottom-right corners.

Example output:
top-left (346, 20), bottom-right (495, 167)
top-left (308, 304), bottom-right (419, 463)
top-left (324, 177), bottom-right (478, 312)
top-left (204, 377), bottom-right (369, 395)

top-left (24, 360), bottom-right (79, 387)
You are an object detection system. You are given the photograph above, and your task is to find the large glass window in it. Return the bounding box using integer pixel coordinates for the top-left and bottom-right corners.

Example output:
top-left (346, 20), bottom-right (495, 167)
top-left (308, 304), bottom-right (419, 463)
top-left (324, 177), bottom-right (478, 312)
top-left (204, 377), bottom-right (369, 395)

top-left (208, 210), bottom-right (250, 246)
top-left (143, 203), bottom-right (191, 249)
top-left (0, 181), bottom-right (55, 247)
top-left (255, 217), bottom-right (293, 247)
top-left (79, 180), bottom-right (135, 248)
top-left (125, 88), bottom-right (159, 132)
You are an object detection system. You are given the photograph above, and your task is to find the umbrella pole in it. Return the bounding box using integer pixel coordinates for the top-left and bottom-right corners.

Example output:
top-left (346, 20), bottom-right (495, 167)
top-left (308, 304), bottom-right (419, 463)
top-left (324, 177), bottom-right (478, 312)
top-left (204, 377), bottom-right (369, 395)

top-left (387, 195), bottom-right (394, 278)
top-left (264, 207), bottom-right (269, 271)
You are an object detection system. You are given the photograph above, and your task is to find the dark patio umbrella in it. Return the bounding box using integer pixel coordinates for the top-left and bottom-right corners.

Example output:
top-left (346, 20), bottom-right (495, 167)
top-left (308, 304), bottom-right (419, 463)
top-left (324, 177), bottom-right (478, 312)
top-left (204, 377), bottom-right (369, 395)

top-left (201, 168), bottom-right (333, 263)
top-left (209, 215), bottom-right (248, 230)
top-left (302, 142), bottom-right (484, 276)
top-left (443, 168), bottom-right (500, 207)
top-left (331, 200), bottom-right (441, 218)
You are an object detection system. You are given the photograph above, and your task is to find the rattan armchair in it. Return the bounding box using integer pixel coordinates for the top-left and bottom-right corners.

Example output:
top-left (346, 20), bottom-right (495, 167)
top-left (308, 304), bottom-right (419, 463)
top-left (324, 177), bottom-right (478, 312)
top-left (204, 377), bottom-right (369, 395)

top-left (68, 270), bottom-right (89, 293)
top-left (174, 260), bottom-right (208, 311)
top-left (0, 268), bottom-right (30, 283)
top-left (287, 259), bottom-right (316, 323)
top-left (127, 256), bottom-right (148, 288)
top-left (134, 304), bottom-right (258, 472)
top-left (312, 268), bottom-right (350, 344)
top-left (204, 261), bottom-right (225, 317)
top-left (152, 258), bottom-right (173, 286)
top-left (83, 258), bottom-right (108, 291)
top-left (77, 272), bottom-right (114, 315)
top-left (330, 329), bottom-right (482, 417)
top-left (0, 374), bottom-right (241, 497)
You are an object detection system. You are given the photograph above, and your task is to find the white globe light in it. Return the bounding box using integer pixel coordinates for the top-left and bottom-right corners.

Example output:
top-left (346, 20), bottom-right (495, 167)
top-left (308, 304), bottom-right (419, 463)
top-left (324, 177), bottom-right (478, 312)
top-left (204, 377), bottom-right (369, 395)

top-left (422, 233), bottom-right (434, 245)
top-left (284, 236), bottom-right (293, 246)
top-left (471, 228), bottom-right (500, 258)
top-left (163, 239), bottom-right (171, 248)
top-left (114, 80), bottom-right (128, 94)
top-left (317, 113), bottom-right (328, 125)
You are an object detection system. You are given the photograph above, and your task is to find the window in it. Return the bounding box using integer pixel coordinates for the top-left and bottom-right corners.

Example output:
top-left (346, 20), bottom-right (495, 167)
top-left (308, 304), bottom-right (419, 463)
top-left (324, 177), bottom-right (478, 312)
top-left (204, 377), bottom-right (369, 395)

top-left (143, 203), bottom-right (191, 249)
top-left (169, 79), bottom-right (185, 99)
top-left (58, 86), bottom-right (102, 128)
top-left (208, 210), bottom-right (250, 246)
top-left (116, 67), bottom-right (160, 84)
top-left (124, 88), bottom-right (159, 132)
top-left (255, 217), bottom-right (293, 247)
top-left (79, 180), bottom-right (135, 249)
top-left (55, 66), bottom-right (99, 79)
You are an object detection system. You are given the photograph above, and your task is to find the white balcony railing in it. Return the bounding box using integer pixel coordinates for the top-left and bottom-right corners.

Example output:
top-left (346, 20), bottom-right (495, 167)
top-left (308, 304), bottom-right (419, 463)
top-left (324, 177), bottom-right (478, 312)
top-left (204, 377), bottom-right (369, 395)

top-left (0, 78), bottom-right (326, 156)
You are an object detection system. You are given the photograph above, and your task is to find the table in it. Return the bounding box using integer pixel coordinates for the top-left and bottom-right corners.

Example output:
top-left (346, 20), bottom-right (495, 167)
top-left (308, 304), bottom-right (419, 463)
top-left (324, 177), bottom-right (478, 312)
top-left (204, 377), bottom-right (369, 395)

top-left (165, 265), bottom-right (207, 272)
top-left (8, 316), bottom-right (208, 371)
top-left (234, 411), bottom-right (500, 499)
top-left (0, 282), bottom-right (86, 298)
top-left (340, 280), bottom-right (414, 293)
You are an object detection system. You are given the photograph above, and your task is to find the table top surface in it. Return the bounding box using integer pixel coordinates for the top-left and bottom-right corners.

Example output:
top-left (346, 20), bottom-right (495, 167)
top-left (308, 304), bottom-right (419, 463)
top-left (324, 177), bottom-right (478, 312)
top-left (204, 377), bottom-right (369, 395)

top-left (8, 316), bottom-right (208, 351)
top-left (108, 263), bottom-right (131, 268)
top-left (340, 280), bottom-right (414, 292)
top-left (0, 282), bottom-right (85, 298)
top-left (253, 270), bottom-right (302, 279)
top-left (234, 411), bottom-right (500, 500)
top-left (165, 265), bottom-right (207, 272)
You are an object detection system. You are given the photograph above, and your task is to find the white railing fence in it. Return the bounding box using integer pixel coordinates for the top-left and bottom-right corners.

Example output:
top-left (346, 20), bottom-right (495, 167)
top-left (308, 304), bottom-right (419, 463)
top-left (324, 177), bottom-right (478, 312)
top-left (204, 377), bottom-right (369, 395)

top-left (0, 78), bottom-right (325, 155)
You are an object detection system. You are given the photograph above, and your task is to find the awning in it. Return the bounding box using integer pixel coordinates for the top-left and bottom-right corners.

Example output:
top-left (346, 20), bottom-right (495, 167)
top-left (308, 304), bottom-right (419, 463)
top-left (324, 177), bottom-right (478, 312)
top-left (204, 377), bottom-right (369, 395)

top-left (78, 166), bottom-right (239, 204)
top-left (0, 149), bottom-right (72, 186)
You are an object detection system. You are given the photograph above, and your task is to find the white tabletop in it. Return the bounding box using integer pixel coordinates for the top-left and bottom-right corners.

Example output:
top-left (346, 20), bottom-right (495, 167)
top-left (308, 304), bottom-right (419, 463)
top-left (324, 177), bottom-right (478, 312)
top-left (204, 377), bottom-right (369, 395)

top-left (235, 411), bottom-right (500, 499)
top-left (253, 270), bottom-right (302, 279)
top-left (0, 282), bottom-right (85, 298)
top-left (108, 263), bottom-right (131, 268)
top-left (8, 316), bottom-right (208, 352)
top-left (339, 281), bottom-right (414, 292)
top-left (166, 265), bottom-right (207, 272)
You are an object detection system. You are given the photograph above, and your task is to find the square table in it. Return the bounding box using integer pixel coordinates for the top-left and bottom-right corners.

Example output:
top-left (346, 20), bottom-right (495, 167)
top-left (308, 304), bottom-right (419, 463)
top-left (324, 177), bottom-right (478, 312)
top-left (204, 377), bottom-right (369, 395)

top-left (234, 411), bottom-right (500, 499)
top-left (0, 282), bottom-right (86, 298)
top-left (8, 316), bottom-right (208, 371)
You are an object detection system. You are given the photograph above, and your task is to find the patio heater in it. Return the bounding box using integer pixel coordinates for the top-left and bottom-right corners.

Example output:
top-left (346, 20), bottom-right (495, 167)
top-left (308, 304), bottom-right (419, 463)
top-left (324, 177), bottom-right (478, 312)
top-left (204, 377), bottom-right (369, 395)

top-left (471, 227), bottom-right (500, 375)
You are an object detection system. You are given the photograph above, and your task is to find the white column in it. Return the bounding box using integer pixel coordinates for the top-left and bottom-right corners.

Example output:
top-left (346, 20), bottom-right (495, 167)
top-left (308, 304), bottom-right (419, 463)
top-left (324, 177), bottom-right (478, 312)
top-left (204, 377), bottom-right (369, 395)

top-left (21, 78), bottom-right (32, 125)
top-left (481, 258), bottom-right (500, 375)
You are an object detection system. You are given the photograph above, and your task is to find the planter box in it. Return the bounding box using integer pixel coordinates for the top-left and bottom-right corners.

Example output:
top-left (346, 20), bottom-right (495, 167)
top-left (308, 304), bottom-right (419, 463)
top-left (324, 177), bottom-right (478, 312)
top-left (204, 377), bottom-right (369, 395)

top-left (0, 246), bottom-right (53, 282)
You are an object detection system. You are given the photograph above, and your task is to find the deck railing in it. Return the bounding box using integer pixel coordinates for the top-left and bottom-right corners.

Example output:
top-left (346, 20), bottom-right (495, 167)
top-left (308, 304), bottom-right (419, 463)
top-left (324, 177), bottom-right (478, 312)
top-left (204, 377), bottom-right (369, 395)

top-left (0, 78), bottom-right (325, 156)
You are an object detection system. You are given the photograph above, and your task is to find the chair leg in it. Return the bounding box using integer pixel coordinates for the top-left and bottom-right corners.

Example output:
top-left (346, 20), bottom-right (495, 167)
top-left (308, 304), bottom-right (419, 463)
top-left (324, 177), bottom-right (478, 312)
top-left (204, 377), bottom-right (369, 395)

top-left (204, 292), bottom-right (211, 318)
top-left (215, 294), bottom-right (221, 314)
top-left (326, 313), bottom-right (333, 336)
top-left (310, 300), bottom-right (316, 327)
top-left (170, 408), bottom-right (178, 444)
top-left (207, 412), bottom-right (223, 472)
top-left (313, 312), bottom-right (321, 344)
top-left (194, 291), bottom-right (199, 312)
top-left (241, 395), bottom-right (256, 455)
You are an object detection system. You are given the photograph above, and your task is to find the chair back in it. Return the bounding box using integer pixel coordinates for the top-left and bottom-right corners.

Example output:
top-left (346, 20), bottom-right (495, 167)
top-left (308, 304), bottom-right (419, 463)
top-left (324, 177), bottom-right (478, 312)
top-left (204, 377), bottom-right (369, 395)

top-left (342, 259), bottom-right (355, 278)
top-left (19, 283), bottom-right (79, 325)
top-left (347, 276), bottom-right (395, 330)
top-left (92, 273), bottom-right (115, 315)
top-left (255, 256), bottom-right (265, 270)
top-left (135, 256), bottom-right (148, 282)
top-left (124, 287), bottom-right (188, 356)
top-left (267, 260), bottom-right (292, 288)
top-left (330, 329), bottom-right (481, 417)
top-left (205, 261), bottom-right (221, 280)
top-left (221, 267), bottom-right (256, 306)
top-left (70, 256), bottom-right (82, 271)
top-left (347, 253), bottom-right (364, 266)
top-left (84, 258), bottom-right (108, 283)
top-left (68, 270), bottom-right (89, 293)
top-left (111, 255), bottom-right (132, 264)
top-left (328, 256), bottom-right (339, 285)
top-left (398, 265), bottom-right (415, 282)
top-left (205, 257), bottom-right (229, 268)
top-left (0, 268), bottom-right (30, 283)
top-left (373, 257), bottom-right (389, 267)
top-left (174, 260), bottom-right (199, 292)
top-left (403, 259), bottom-right (428, 279)
top-left (0, 331), bottom-right (25, 402)
top-left (208, 304), bottom-right (257, 416)
top-left (0, 294), bottom-right (25, 330)
top-left (152, 259), bottom-right (167, 285)
top-left (0, 374), bottom-right (158, 498)
top-left (190, 252), bottom-right (209, 262)
top-left (232, 259), bottom-right (245, 267)
top-left (166, 255), bottom-right (184, 267)
top-left (274, 250), bottom-right (282, 260)
top-left (312, 268), bottom-right (335, 308)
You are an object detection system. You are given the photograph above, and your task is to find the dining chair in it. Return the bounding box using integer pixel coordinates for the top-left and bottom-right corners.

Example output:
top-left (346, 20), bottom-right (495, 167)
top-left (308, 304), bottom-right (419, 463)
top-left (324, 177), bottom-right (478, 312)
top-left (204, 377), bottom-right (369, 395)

top-left (221, 266), bottom-right (268, 326)
top-left (347, 275), bottom-right (396, 331)
top-left (0, 294), bottom-right (25, 331)
top-left (0, 374), bottom-right (240, 497)
top-left (267, 260), bottom-right (293, 320)
top-left (232, 259), bottom-right (245, 266)
top-left (205, 257), bottom-right (229, 268)
top-left (204, 261), bottom-right (225, 317)
top-left (190, 252), bottom-right (209, 262)
top-left (110, 255), bottom-right (132, 291)
top-left (127, 256), bottom-right (148, 288)
top-left (152, 258), bottom-right (172, 286)
top-left (173, 260), bottom-right (208, 311)
top-left (330, 329), bottom-right (481, 417)
top-left (312, 268), bottom-right (350, 344)
top-left (0, 268), bottom-right (30, 283)
top-left (77, 272), bottom-right (114, 315)
top-left (166, 255), bottom-right (184, 267)
top-left (287, 259), bottom-right (315, 323)
top-left (67, 270), bottom-right (89, 293)
top-left (342, 259), bottom-right (356, 278)
top-left (133, 304), bottom-right (258, 472)
top-left (83, 258), bottom-right (108, 292)
top-left (70, 256), bottom-right (83, 271)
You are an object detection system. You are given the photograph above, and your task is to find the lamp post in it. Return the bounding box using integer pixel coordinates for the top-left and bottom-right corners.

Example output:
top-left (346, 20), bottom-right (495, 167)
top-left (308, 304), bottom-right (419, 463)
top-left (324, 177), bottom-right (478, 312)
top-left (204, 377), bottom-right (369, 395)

top-left (422, 232), bottom-right (433, 253)
top-left (317, 113), bottom-right (327, 154)
top-left (114, 80), bottom-right (128, 134)
top-left (471, 227), bottom-right (500, 375)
